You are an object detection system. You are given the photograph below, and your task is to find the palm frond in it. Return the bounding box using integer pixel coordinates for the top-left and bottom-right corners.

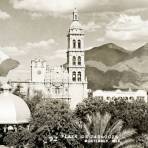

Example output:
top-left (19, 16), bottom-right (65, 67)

top-left (121, 144), bottom-right (143, 148)
top-left (81, 111), bottom-right (138, 148)
top-left (118, 129), bottom-right (136, 141)
top-left (83, 123), bottom-right (90, 135)
top-left (100, 112), bottom-right (111, 136)
top-left (113, 138), bottom-right (135, 148)
top-left (106, 120), bottom-right (124, 136)
top-left (86, 114), bottom-right (92, 124)
top-left (87, 112), bottom-right (111, 136)
top-left (92, 112), bottom-right (101, 135)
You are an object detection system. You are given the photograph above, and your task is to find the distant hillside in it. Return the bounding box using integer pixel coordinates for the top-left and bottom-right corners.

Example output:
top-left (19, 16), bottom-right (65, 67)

top-left (85, 43), bottom-right (130, 66)
top-left (0, 50), bottom-right (19, 76)
top-left (0, 59), bottom-right (19, 76)
top-left (132, 43), bottom-right (148, 57)
top-left (86, 66), bottom-right (140, 91)
top-left (85, 43), bottom-right (148, 90)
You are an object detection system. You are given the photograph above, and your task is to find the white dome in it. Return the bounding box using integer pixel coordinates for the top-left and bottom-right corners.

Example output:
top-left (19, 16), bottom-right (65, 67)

top-left (70, 21), bottom-right (82, 29)
top-left (0, 92), bottom-right (31, 124)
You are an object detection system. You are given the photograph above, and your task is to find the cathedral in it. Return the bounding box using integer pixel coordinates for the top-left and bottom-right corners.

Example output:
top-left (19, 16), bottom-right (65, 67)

top-left (12, 8), bottom-right (88, 109)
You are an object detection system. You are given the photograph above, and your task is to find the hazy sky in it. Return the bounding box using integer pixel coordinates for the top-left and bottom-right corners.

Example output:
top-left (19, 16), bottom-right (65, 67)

top-left (0, 0), bottom-right (148, 80)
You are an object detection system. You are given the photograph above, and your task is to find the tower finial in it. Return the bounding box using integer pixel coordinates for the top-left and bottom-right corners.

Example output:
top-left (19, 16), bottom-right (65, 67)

top-left (73, 8), bottom-right (79, 21)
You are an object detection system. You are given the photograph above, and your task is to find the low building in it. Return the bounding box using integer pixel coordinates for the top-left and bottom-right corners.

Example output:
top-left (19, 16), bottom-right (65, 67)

top-left (93, 89), bottom-right (147, 102)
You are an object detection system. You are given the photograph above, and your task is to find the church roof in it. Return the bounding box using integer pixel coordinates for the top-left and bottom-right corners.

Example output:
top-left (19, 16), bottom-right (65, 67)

top-left (49, 66), bottom-right (69, 83)
top-left (70, 21), bottom-right (82, 29)
top-left (0, 90), bottom-right (31, 124)
top-left (69, 8), bottom-right (82, 30)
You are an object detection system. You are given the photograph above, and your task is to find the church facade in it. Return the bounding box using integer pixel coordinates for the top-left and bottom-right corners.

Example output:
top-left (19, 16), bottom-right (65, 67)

top-left (12, 9), bottom-right (88, 109)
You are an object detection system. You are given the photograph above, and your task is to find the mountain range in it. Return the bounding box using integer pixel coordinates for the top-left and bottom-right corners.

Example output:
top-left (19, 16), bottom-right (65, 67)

top-left (1, 42), bottom-right (148, 91)
top-left (85, 43), bottom-right (148, 90)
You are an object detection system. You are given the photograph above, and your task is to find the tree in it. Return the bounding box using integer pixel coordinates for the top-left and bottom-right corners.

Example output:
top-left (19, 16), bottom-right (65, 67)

top-left (28, 99), bottom-right (82, 148)
top-left (25, 92), bottom-right (43, 116)
top-left (136, 134), bottom-right (148, 148)
top-left (3, 97), bottom-right (82, 148)
top-left (81, 111), bottom-right (142, 148)
top-left (3, 128), bottom-right (32, 148)
top-left (13, 83), bottom-right (24, 98)
top-left (75, 97), bottom-right (148, 134)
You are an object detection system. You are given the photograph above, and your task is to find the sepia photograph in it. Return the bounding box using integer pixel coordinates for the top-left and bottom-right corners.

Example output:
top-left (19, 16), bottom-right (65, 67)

top-left (0, 0), bottom-right (148, 147)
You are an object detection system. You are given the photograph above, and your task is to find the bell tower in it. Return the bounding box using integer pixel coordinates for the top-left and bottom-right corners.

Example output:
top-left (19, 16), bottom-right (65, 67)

top-left (31, 59), bottom-right (47, 83)
top-left (67, 8), bottom-right (85, 83)
top-left (67, 8), bottom-right (88, 108)
top-left (73, 8), bottom-right (79, 21)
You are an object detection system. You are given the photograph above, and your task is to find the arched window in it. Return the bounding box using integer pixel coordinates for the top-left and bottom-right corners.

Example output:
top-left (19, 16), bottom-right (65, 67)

top-left (78, 72), bottom-right (81, 81)
top-left (78, 56), bottom-right (81, 65)
top-left (73, 39), bottom-right (76, 48)
top-left (72, 71), bottom-right (76, 81)
top-left (75, 15), bottom-right (77, 20)
top-left (72, 56), bottom-right (76, 65)
top-left (78, 40), bottom-right (81, 49)
top-left (55, 87), bottom-right (60, 94)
